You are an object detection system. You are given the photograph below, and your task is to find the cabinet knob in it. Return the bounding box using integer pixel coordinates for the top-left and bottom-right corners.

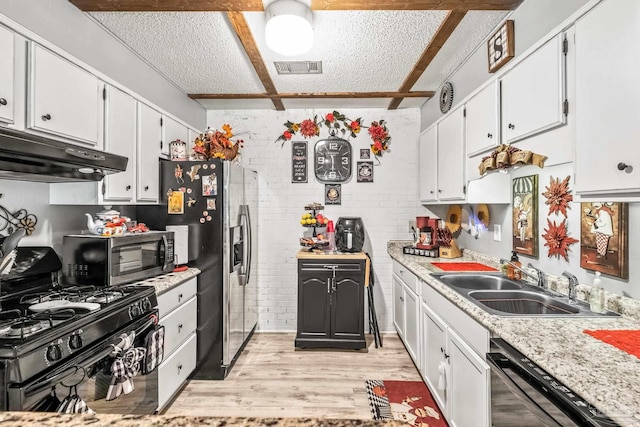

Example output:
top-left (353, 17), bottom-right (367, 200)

top-left (617, 162), bottom-right (633, 173)
top-left (144, 186), bottom-right (150, 191)
top-left (438, 189), bottom-right (442, 193)
top-left (42, 113), bottom-right (52, 121)
top-left (125, 185), bottom-right (131, 191)
top-left (487, 133), bottom-right (493, 138)
top-left (508, 123), bottom-right (515, 130)
top-left (0, 98), bottom-right (7, 106)
top-left (400, 296), bottom-right (404, 302)
top-left (430, 190), bottom-right (434, 194)
top-left (178, 364), bottom-right (183, 372)
top-left (440, 347), bottom-right (444, 353)
top-left (178, 324), bottom-right (183, 332)
top-left (178, 293), bottom-right (183, 301)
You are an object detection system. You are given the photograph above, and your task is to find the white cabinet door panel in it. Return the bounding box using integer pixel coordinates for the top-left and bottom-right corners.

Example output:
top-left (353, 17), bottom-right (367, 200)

top-left (0, 26), bottom-right (15, 124)
top-left (162, 115), bottom-right (189, 156)
top-left (404, 285), bottom-right (419, 364)
top-left (501, 34), bottom-right (565, 144)
top-left (157, 277), bottom-right (198, 317)
top-left (158, 333), bottom-right (197, 411)
top-left (419, 126), bottom-right (438, 202)
top-left (575, 0), bottom-right (640, 194)
top-left (137, 102), bottom-right (162, 202)
top-left (392, 274), bottom-right (405, 338)
top-left (103, 86), bottom-right (136, 201)
top-left (465, 81), bottom-right (499, 156)
top-left (437, 107), bottom-right (465, 200)
top-left (29, 44), bottom-right (101, 146)
top-left (421, 303), bottom-right (447, 412)
top-left (161, 296), bottom-right (197, 356)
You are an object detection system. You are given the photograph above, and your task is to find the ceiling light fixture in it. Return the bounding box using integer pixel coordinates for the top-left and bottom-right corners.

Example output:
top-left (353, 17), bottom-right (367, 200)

top-left (265, 0), bottom-right (313, 56)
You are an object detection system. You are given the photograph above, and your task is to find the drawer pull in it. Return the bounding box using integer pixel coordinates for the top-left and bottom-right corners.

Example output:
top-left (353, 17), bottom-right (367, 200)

top-left (42, 113), bottom-right (52, 121)
top-left (0, 98), bottom-right (7, 106)
top-left (178, 293), bottom-right (183, 302)
top-left (178, 324), bottom-right (183, 332)
top-left (178, 364), bottom-right (183, 373)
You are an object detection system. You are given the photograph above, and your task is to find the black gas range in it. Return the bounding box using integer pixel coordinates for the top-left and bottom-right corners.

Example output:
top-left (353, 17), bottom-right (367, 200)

top-left (0, 247), bottom-right (159, 413)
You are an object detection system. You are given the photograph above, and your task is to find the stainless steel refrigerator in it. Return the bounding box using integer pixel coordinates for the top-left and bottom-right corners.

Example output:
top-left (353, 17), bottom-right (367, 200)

top-left (136, 158), bottom-right (258, 379)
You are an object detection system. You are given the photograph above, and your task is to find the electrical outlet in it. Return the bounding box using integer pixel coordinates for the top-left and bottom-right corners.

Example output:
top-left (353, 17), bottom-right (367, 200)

top-left (408, 220), bottom-right (416, 234)
top-left (493, 224), bottom-right (501, 241)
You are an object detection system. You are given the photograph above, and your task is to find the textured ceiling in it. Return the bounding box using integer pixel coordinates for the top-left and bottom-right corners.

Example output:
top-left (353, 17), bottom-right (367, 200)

top-left (88, 6), bottom-right (510, 110)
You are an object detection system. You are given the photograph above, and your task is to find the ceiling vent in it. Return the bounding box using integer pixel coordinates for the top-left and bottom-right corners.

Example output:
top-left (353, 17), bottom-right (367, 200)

top-left (273, 61), bottom-right (322, 75)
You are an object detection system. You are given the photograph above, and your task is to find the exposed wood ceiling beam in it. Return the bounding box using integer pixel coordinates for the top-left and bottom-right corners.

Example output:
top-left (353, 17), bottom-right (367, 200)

top-left (188, 91), bottom-right (435, 100)
top-left (226, 11), bottom-right (284, 111)
top-left (388, 9), bottom-right (466, 110)
top-left (311, 0), bottom-right (523, 11)
top-left (70, 0), bottom-right (522, 11)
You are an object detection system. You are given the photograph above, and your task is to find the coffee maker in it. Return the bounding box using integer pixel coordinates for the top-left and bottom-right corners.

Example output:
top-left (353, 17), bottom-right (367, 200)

top-left (415, 216), bottom-right (439, 250)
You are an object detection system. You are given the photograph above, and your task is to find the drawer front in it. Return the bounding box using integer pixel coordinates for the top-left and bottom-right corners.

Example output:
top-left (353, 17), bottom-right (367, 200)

top-left (158, 277), bottom-right (197, 317)
top-left (422, 280), bottom-right (489, 355)
top-left (158, 332), bottom-right (197, 411)
top-left (392, 261), bottom-right (418, 294)
top-left (161, 296), bottom-right (197, 357)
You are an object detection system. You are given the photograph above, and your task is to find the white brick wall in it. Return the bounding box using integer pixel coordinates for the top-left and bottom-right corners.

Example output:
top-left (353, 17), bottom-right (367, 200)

top-left (206, 108), bottom-right (423, 332)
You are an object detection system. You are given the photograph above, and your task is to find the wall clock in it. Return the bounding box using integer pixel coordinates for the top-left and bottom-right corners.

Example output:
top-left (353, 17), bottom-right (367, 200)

top-left (314, 138), bottom-right (352, 183)
top-left (440, 82), bottom-right (454, 114)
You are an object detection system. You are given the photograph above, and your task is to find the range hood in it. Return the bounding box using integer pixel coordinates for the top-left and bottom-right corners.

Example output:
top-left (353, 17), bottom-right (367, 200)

top-left (0, 127), bottom-right (127, 182)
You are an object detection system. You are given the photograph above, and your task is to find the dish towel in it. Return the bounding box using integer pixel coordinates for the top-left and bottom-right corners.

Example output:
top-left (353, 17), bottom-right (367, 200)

top-left (56, 386), bottom-right (95, 414)
top-left (106, 332), bottom-right (146, 401)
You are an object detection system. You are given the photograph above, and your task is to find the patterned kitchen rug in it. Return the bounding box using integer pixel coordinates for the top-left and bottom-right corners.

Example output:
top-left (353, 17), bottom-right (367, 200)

top-left (365, 380), bottom-right (448, 427)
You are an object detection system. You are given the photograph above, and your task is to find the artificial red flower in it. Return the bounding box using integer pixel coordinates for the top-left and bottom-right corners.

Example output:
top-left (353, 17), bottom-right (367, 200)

top-left (350, 120), bottom-right (361, 133)
top-left (368, 122), bottom-right (388, 141)
top-left (300, 119), bottom-right (319, 138)
top-left (326, 113), bottom-right (335, 122)
top-left (283, 130), bottom-right (292, 140)
top-left (373, 141), bottom-right (384, 152)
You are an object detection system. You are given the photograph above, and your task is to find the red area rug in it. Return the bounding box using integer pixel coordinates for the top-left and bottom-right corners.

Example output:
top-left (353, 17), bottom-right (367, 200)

top-left (584, 329), bottom-right (640, 360)
top-left (365, 380), bottom-right (448, 427)
top-left (431, 262), bottom-right (497, 272)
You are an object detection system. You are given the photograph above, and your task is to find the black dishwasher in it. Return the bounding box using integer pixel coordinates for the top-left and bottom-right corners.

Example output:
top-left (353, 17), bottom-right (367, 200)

top-left (488, 338), bottom-right (619, 426)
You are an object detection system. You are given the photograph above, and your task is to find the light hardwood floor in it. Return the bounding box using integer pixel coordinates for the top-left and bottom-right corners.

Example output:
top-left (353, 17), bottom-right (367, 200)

top-left (165, 333), bottom-right (421, 419)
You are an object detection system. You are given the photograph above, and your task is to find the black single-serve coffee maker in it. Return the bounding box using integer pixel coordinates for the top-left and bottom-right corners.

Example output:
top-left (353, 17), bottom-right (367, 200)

top-left (335, 217), bottom-right (365, 252)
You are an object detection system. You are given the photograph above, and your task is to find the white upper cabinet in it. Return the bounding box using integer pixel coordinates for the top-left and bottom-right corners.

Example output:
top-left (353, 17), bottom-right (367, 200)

top-left (28, 43), bottom-right (103, 147)
top-left (574, 0), bottom-right (640, 195)
top-left (103, 86), bottom-right (136, 201)
top-left (162, 115), bottom-right (190, 156)
top-left (137, 102), bottom-right (162, 202)
top-left (465, 81), bottom-right (499, 156)
top-left (0, 26), bottom-right (15, 125)
top-left (436, 106), bottom-right (465, 201)
top-left (419, 126), bottom-right (438, 202)
top-left (501, 33), bottom-right (566, 144)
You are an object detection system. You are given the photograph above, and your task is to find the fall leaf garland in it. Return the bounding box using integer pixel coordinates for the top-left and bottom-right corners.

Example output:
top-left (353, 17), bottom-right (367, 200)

top-left (542, 175), bottom-right (573, 217)
top-left (542, 218), bottom-right (579, 261)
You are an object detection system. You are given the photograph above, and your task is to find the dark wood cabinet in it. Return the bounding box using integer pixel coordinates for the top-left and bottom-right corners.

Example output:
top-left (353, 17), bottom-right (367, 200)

top-left (295, 252), bottom-right (367, 349)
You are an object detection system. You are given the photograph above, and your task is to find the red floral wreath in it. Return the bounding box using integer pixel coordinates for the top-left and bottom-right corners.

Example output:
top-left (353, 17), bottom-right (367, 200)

top-left (275, 111), bottom-right (391, 158)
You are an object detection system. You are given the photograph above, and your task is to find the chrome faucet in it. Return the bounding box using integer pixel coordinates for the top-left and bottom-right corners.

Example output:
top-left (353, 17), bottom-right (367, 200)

top-left (562, 271), bottom-right (579, 304)
top-left (499, 259), bottom-right (548, 290)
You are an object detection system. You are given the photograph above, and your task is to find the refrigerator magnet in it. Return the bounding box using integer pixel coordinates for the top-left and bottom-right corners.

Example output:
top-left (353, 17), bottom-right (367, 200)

top-left (168, 191), bottom-right (184, 214)
top-left (187, 197), bottom-right (197, 207)
top-left (202, 164), bottom-right (208, 170)
top-left (174, 164), bottom-right (185, 184)
top-left (186, 188), bottom-right (192, 194)
top-left (206, 199), bottom-right (216, 210)
top-left (200, 218), bottom-right (205, 223)
top-left (206, 216), bottom-right (212, 221)
top-left (187, 165), bottom-right (201, 182)
top-left (202, 174), bottom-right (217, 196)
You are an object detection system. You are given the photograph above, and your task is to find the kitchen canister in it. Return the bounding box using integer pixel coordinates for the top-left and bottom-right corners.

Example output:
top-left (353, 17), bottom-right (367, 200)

top-left (169, 139), bottom-right (187, 161)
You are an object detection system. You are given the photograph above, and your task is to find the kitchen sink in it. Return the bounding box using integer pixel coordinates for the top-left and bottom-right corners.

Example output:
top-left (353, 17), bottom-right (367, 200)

top-left (431, 273), bottom-right (619, 317)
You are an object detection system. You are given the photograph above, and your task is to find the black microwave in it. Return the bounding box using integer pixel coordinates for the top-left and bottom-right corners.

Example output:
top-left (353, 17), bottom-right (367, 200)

top-left (62, 231), bottom-right (174, 287)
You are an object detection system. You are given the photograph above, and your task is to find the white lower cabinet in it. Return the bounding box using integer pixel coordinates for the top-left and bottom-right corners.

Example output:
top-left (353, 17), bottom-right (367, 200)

top-left (392, 261), bottom-right (419, 365)
top-left (157, 277), bottom-right (197, 411)
top-left (392, 261), bottom-right (490, 427)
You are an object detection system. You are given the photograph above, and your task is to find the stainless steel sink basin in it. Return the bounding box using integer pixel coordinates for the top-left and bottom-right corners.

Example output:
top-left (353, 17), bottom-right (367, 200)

top-left (431, 273), bottom-right (619, 317)
top-left (434, 274), bottom-right (522, 291)
top-left (468, 290), bottom-right (580, 315)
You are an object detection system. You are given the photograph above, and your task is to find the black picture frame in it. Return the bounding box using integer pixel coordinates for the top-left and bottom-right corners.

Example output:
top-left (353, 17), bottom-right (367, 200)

top-left (360, 148), bottom-right (371, 159)
top-left (357, 161), bottom-right (374, 183)
top-left (291, 141), bottom-right (307, 183)
top-left (325, 184), bottom-right (341, 205)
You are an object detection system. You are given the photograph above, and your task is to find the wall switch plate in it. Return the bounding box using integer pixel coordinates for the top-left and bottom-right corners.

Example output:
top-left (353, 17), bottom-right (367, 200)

top-left (493, 224), bottom-right (501, 241)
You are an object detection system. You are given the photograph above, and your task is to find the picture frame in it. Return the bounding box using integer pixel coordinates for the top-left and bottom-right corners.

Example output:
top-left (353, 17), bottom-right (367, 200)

top-left (325, 184), bottom-right (341, 205)
top-left (512, 175), bottom-right (538, 257)
top-left (487, 20), bottom-right (515, 73)
top-left (357, 161), bottom-right (374, 183)
top-left (360, 148), bottom-right (371, 159)
top-left (167, 190), bottom-right (184, 215)
top-left (202, 173), bottom-right (217, 196)
top-left (580, 202), bottom-right (629, 279)
top-left (291, 141), bottom-right (307, 183)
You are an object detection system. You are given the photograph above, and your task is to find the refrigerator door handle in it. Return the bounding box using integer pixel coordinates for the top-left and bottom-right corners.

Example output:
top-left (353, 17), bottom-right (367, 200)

top-left (245, 204), bottom-right (252, 285)
top-left (238, 205), bottom-right (251, 287)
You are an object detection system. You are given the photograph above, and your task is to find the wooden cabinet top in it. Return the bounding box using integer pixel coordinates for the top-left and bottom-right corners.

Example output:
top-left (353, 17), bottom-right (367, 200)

top-left (296, 250), bottom-right (367, 260)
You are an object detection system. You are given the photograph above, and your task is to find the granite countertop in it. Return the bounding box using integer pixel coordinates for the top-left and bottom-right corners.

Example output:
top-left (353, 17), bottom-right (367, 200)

top-left (388, 241), bottom-right (640, 427)
top-left (129, 267), bottom-right (201, 295)
top-left (0, 413), bottom-right (403, 426)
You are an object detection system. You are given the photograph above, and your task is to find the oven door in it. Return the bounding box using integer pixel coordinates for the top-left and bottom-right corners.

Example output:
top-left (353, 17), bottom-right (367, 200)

top-left (8, 312), bottom-right (159, 414)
